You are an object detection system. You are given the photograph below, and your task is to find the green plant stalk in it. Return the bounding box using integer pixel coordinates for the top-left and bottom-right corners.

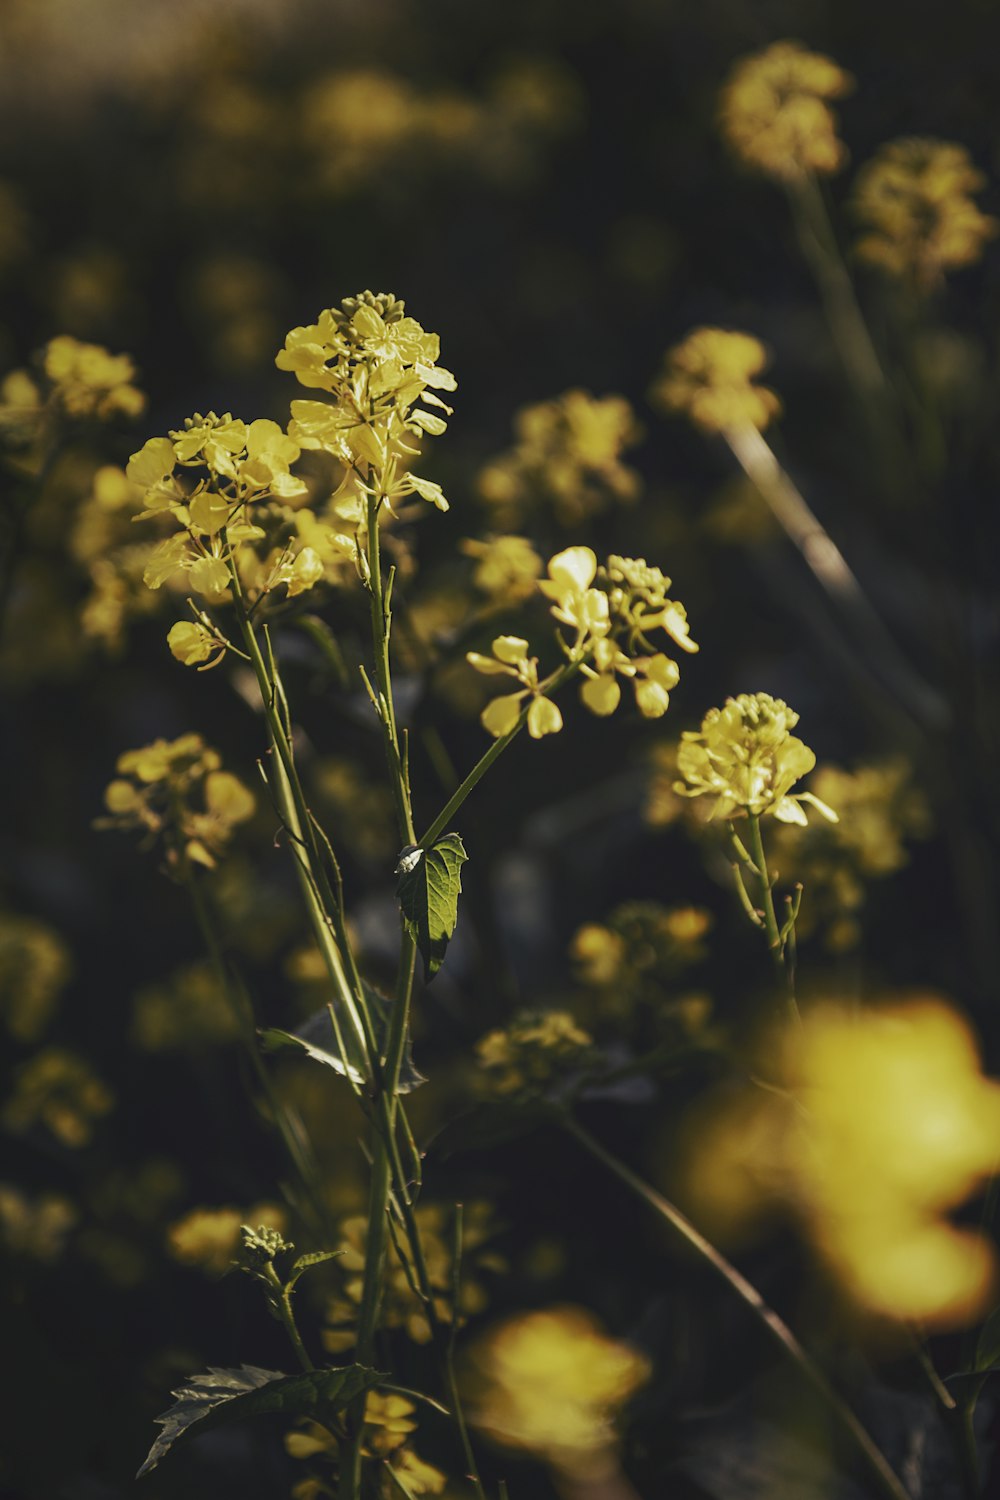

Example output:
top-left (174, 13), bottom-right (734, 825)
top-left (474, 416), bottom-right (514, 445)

top-left (563, 1115), bottom-right (912, 1500)
top-left (446, 1205), bottom-right (489, 1500)
top-left (746, 813), bottom-right (800, 1024)
top-left (262, 1261), bottom-right (315, 1373)
top-left (419, 657), bottom-right (582, 848)
top-left (366, 495), bottom-right (416, 846)
top-left (907, 1332), bottom-right (980, 1500)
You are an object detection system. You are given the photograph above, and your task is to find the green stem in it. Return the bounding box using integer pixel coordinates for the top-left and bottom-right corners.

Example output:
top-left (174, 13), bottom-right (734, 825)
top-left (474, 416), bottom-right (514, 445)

top-left (263, 1262), bottom-right (315, 1373)
top-left (746, 813), bottom-right (799, 1024)
top-left (563, 1116), bottom-right (911, 1500)
top-left (366, 495), bottom-right (415, 847)
top-left (419, 659), bottom-right (580, 848)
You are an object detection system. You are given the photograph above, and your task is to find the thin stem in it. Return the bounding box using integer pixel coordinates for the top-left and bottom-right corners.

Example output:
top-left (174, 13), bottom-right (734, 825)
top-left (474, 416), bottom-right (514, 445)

top-left (419, 659), bottom-right (580, 848)
top-left (262, 1262), bottom-right (315, 1373)
top-left (563, 1116), bottom-right (911, 1500)
top-left (446, 1205), bottom-right (489, 1500)
top-left (746, 813), bottom-right (799, 1025)
top-left (366, 495), bottom-right (415, 847)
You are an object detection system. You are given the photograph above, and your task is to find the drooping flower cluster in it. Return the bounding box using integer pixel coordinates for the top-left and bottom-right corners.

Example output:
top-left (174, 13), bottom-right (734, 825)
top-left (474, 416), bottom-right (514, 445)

top-left (277, 290), bottom-right (456, 511)
top-left (464, 1306), bottom-right (650, 1480)
top-left (467, 547), bottom-right (698, 739)
top-left (683, 999), bottom-right (1000, 1327)
top-left (675, 693), bottom-right (837, 825)
top-left (476, 388), bottom-right (642, 526)
top-left (852, 138), bottom-right (998, 292)
top-left (719, 41), bottom-right (853, 183)
top-left (651, 328), bottom-right (782, 434)
top-left (100, 733), bottom-right (255, 871)
top-left (474, 1010), bottom-right (596, 1099)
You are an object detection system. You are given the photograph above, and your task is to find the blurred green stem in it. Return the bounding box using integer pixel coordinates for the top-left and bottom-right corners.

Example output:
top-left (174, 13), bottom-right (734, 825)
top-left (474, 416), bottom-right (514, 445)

top-left (563, 1115), bottom-right (912, 1500)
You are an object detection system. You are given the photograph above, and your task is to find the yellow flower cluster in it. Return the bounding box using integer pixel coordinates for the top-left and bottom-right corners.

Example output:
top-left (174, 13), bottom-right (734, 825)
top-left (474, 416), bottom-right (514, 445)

top-left (166, 1203), bottom-right (287, 1277)
top-left (476, 388), bottom-right (641, 526)
top-left (474, 1010), bottom-right (595, 1098)
top-left (685, 1000), bottom-right (1000, 1326)
top-left (286, 1392), bottom-right (446, 1497)
top-left (468, 547), bottom-right (697, 739)
top-left (323, 1201), bottom-right (502, 1351)
top-left (675, 693), bottom-right (837, 825)
top-left (0, 336), bottom-right (144, 456)
top-left (2, 1047), bottom-right (113, 1148)
top-left (0, 912), bottom-right (71, 1042)
top-left (101, 733), bottom-right (255, 872)
top-left (852, 137), bottom-right (998, 291)
top-left (0, 1184), bottom-right (77, 1262)
top-left (460, 533), bottom-right (543, 602)
top-left (768, 757), bottom-right (931, 950)
top-left (464, 1306), bottom-right (650, 1479)
top-left (652, 328), bottom-right (781, 433)
top-left (719, 41), bottom-right (853, 182)
top-left (130, 960), bottom-right (241, 1052)
top-left (277, 289), bottom-right (455, 511)
top-left (572, 902), bottom-right (712, 991)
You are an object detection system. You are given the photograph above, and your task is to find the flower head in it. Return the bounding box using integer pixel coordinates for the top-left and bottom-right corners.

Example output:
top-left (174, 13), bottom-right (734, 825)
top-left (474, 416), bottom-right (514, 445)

top-left (466, 635), bottom-right (564, 739)
top-left (652, 328), bottom-right (781, 433)
top-left (719, 41), bottom-right (853, 182)
top-left (675, 692), bottom-right (837, 824)
top-left (852, 138), bottom-right (998, 292)
top-left (474, 1010), bottom-right (596, 1098)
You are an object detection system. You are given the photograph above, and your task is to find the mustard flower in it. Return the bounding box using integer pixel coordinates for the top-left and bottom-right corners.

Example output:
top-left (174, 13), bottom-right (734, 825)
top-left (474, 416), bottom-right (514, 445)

top-left (652, 328), bottom-right (781, 433)
top-left (476, 389), bottom-right (642, 526)
top-left (719, 41), bottom-right (853, 182)
top-left (852, 138), bottom-right (998, 292)
top-left (0, 913), bottom-right (71, 1043)
top-left (474, 1010), bottom-right (596, 1098)
top-left (464, 1306), bottom-right (650, 1479)
top-left (675, 693), bottom-right (837, 824)
top-left (466, 635), bottom-right (564, 739)
top-left (0, 1185), bottom-right (76, 1262)
top-left (460, 533), bottom-right (543, 600)
top-left (537, 545), bottom-right (610, 640)
top-left (2, 1048), bottom-right (113, 1148)
top-left (42, 334), bottom-right (146, 420)
top-left (278, 290), bottom-right (455, 511)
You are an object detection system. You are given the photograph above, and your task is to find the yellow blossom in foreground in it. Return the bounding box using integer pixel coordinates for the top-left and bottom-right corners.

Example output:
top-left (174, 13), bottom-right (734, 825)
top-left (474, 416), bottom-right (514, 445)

top-left (684, 1000), bottom-right (1000, 1327)
top-left (652, 328), bottom-right (781, 433)
top-left (675, 692), bottom-right (837, 824)
top-left (466, 635), bottom-right (563, 739)
top-left (167, 1203), bottom-right (287, 1276)
top-left (465, 1306), bottom-right (650, 1478)
top-left (719, 40), bottom-right (853, 182)
top-left (852, 138), bottom-right (998, 292)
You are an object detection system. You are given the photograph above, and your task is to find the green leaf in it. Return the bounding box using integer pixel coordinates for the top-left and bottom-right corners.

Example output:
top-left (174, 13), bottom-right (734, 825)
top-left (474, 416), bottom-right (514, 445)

top-left (395, 833), bottom-right (468, 979)
top-left (976, 1304), bottom-right (1000, 1371)
top-left (261, 981), bottom-right (425, 1093)
top-left (137, 1363), bottom-right (381, 1477)
top-left (287, 1249), bottom-right (343, 1288)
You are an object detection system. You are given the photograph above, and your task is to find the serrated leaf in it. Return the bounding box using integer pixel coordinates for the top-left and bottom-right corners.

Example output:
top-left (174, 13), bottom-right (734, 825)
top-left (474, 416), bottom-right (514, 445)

top-left (288, 1249), bottom-right (343, 1287)
top-left (395, 832), bottom-right (467, 979)
top-left (137, 1363), bottom-right (381, 1477)
top-left (261, 980), bottom-right (425, 1093)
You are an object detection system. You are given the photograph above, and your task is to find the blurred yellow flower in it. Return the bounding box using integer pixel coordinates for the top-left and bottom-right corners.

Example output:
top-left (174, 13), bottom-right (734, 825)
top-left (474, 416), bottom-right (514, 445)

top-left (3, 1048), bottom-right (113, 1148)
top-left (464, 1306), bottom-right (650, 1478)
top-left (852, 137), bottom-right (998, 292)
top-left (475, 1010), bottom-right (595, 1098)
top-left (719, 40), bottom-right (853, 182)
top-left (675, 692), bottom-right (837, 825)
top-left (166, 1202), bottom-right (286, 1276)
top-left (0, 1183), bottom-right (76, 1261)
top-left (652, 328), bottom-right (781, 433)
top-left (460, 533), bottom-right (542, 601)
top-left (683, 999), bottom-right (1000, 1327)
top-left (0, 912), bottom-right (71, 1042)
top-left (131, 960), bottom-right (241, 1052)
top-left (42, 334), bottom-right (146, 421)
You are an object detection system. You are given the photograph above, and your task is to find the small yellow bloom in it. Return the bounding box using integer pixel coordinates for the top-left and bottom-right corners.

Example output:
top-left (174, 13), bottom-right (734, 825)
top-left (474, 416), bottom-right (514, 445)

top-left (719, 40), bottom-right (853, 182)
top-left (852, 137), bottom-right (997, 292)
top-left (537, 545), bottom-right (610, 638)
top-left (675, 692), bottom-right (837, 824)
top-left (467, 636), bottom-right (562, 739)
top-left (167, 621), bottom-right (224, 668)
top-left (475, 1010), bottom-right (594, 1098)
top-left (652, 328), bottom-right (781, 433)
top-left (43, 335), bottom-right (146, 421)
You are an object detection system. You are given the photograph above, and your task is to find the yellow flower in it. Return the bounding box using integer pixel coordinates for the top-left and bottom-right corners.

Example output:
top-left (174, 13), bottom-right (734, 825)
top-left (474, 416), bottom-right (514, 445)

top-left (363, 1392), bottom-right (418, 1456)
top-left (684, 1000), bottom-right (1000, 1327)
top-left (167, 1203), bottom-right (286, 1276)
top-left (475, 1010), bottom-right (595, 1097)
top-left (537, 546), bottom-right (610, 639)
top-left (467, 636), bottom-right (563, 740)
top-left (0, 913), bottom-right (71, 1043)
top-left (131, 960), bottom-right (241, 1052)
top-left (675, 692), bottom-right (837, 824)
top-left (167, 620), bottom-right (225, 668)
top-left (852, 138), bottom-right (998, 292)
top-left (2, 1048), bottom-right (113, 1148)
top-left (0, 1184), bottom-right (76, 1262)
top-left (652, 328), bottom-right (781, 433)
top-left (464, 1306), bottom-right (650, 1478)
top-left (460, 534), bottom-right (542, 600)
top-left (719, 40), bottom-right (853, 182)
top-left (476, 389), bottom-right (641, 526)
top-left (42, 335), bottom-right (146, 421)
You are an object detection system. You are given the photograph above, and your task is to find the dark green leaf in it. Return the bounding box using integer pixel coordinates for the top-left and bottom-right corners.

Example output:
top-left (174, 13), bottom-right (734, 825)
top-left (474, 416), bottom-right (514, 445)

top-left (137, 1363), bottom-right (381, 1477)
top-left (288, 1249), bottom-right (343, 1287)
top-left (395, 832), bottom-right (468, 979)
top-left (261, 981), bottom-right (425, 1093)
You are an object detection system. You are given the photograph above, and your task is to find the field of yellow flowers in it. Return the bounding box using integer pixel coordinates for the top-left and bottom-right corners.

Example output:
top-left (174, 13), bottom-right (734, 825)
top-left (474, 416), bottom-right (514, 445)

top-left (4, 4), bottom-right (1000, 1498)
